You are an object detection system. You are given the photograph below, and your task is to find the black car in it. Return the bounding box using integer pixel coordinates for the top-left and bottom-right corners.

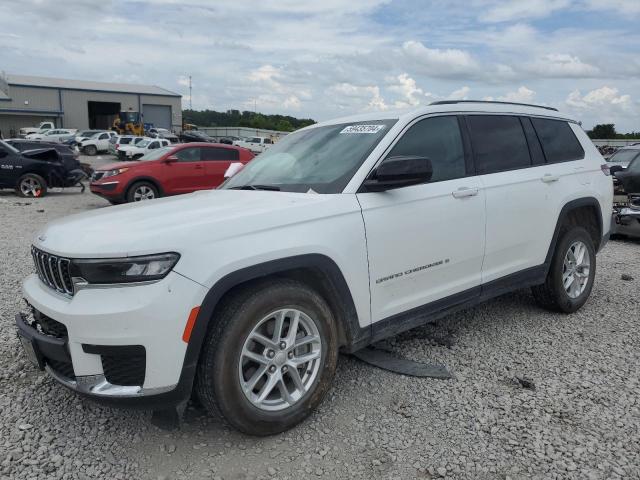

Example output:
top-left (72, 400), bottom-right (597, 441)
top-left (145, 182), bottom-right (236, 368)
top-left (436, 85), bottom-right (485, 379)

top-left (0, 140), bottom-right (86, 197)
top-left (179, 130), bottom-right (216, 143)
top-left (614, 156), bottom-right (640, 195)
top-left (6, 139), bottom-right (80, 171)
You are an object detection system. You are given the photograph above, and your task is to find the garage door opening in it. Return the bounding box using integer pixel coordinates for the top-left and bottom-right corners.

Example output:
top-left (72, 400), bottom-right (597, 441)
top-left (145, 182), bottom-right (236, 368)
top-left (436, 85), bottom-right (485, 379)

top-left (88, 101), bottom-right (121, 129)
top-left (143, 104), bottom-right (171, 130)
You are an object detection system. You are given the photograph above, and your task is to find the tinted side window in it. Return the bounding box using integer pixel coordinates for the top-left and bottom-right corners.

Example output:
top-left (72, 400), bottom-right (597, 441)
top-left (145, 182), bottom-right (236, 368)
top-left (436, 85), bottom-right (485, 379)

top-left (176, 147), bottom-right (201, 162)
top-left (201, 147), bottom-right (239, 161)
top-left (387, 115), bottom-right (466, 183)
top-left (531, 118), bottom-right (585, 163)
top-left (467, 115), bottom-right (531, 174)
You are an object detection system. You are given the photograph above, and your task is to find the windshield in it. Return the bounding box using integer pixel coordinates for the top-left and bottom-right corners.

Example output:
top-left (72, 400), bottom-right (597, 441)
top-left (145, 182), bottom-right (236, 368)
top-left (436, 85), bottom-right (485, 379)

top-left (609, 149), bottom-right (640, 164)
top-left (137, 139), bottom-right (152, 147)
top-left (139, 146), bottom-right (173, 161)
top-left (222, 120), bottom-right (397, 193)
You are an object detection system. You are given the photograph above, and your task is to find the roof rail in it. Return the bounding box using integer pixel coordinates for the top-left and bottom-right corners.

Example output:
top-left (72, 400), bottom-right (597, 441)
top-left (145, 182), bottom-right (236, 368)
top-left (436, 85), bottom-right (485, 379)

top-left (430, 100), bottom-right (558, 112)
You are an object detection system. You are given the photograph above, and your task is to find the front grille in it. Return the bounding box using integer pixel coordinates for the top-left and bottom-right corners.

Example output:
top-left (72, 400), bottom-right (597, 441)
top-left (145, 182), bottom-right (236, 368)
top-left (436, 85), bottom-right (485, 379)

top-left (102, 353), bottom-right (146, 386)
top-left (31, 246), bottom-right (74, 296)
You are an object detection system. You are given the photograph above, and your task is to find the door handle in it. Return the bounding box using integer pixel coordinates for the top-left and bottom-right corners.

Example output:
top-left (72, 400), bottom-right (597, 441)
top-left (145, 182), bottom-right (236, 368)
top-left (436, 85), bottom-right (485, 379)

top-left (541, 174), bottom-right (559, 183)
top-left (194, 164), bottom-right (204, 170)
top-left (452, 187), bottom-right (479, 198)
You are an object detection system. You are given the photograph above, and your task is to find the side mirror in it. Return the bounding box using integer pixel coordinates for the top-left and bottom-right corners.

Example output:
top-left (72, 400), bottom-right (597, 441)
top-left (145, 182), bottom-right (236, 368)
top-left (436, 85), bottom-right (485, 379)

top-left (164, 155), bottom-right (178, 163)
top-left (609, 165), bottom-right (624, 175)
top-left (363, 155), bottom-right (433, 192)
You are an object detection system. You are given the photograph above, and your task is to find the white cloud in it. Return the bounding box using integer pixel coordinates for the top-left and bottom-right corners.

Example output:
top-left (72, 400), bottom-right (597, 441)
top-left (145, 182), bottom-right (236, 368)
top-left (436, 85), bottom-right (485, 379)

top-left (582, 0), bottom-right (640, 15)
top-left (447, 86), bottom-right (470, 100)
top-left (497, 86), bottom-right (536, 103)
top-left (328, 83), bottom-right (388, 111)
top-left (566, 86), bottom-right (633, 110)
top-left (481, 0), bottom-right (571, 22)
top-left (402, 41), bottom-right (479, 77)
top-left (387, 73), bottom-right (424, 107)
top-left (527, 54), bottom-right (599, 77)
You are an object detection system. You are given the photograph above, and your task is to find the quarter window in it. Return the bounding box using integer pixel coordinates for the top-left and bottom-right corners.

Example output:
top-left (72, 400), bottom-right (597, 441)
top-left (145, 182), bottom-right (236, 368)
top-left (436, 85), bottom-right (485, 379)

top-left (201, 147), bottom-right (239, 161)
top-left (467, 115), bottom-right (531, 174)
top-left (531, 118), bottom-right (585, 163)
top-left (386, 116), bottom-right (466, 183)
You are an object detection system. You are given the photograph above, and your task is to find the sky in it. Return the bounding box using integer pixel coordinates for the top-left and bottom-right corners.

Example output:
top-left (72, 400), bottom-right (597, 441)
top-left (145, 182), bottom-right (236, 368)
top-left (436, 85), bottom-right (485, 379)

top-left (1, 0), bottom-right (639, 131)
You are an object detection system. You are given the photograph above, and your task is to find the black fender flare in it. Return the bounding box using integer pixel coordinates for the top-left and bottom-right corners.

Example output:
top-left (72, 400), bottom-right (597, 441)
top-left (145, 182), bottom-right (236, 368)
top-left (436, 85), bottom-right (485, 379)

top-left (543, 196), bottom-right (604, 275)
top-left (178, 254), bottom-right (365, 392)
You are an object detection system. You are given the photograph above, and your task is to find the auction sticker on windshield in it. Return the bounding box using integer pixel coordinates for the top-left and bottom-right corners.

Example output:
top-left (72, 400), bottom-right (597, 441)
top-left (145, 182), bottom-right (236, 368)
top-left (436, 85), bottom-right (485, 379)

top-left (340, 125), bottom-right (386, 134)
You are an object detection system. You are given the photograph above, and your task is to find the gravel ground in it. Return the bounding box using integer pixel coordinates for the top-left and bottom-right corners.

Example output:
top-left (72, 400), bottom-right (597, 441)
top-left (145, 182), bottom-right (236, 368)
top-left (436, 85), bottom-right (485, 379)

top-left (1, 158), bottom-right (639, 479)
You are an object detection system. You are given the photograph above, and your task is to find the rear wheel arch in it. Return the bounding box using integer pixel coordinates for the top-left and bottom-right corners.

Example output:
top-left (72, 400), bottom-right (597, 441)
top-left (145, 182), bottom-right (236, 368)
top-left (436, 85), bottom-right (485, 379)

top-left (545, 197), bottom-right (604, 274)
top-left (184, 255), bottom-right (364, 379)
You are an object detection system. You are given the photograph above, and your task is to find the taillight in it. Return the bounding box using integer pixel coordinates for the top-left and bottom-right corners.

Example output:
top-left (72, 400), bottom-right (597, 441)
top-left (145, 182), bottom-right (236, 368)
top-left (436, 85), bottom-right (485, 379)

top-left (600, 164), bottom-right (611, 176)
top-left (115, 144), bottom-right (120, 149)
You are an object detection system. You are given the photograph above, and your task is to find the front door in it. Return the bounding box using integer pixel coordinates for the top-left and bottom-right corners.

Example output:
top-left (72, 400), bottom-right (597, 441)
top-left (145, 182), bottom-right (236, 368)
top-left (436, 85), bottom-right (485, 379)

top-left (163, 146), bottom-right (206, 194)
top-left (357, 115), bottom-right (486, 327)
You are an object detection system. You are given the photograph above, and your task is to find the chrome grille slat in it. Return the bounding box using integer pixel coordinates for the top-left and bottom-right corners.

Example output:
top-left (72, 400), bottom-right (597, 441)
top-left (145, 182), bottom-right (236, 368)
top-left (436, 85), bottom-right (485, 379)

top-left (31, 247), bottom-right (74, 296)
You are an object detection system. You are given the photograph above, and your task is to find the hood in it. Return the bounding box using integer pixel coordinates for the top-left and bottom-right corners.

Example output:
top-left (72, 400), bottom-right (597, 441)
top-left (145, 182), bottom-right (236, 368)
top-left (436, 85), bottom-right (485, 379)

top-left (96, 160), bottom-right (147, 171)
top-left (33, 190), bottom-right (349, 258)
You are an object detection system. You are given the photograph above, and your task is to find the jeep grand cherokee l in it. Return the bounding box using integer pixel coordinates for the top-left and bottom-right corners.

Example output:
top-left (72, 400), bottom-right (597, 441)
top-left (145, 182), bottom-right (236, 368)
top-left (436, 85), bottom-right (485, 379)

top-left (17, 101), bottom-right (613, 435)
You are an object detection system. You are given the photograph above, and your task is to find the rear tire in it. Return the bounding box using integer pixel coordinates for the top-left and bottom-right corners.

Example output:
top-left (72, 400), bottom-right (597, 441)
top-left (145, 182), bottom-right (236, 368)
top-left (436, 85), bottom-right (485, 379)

top-left (16, 174), bottom-right (47, 198)
top-left (532, 226), bottom-right (596, 313)
top-left (126, 181), bottom-right (159, 202)
top-left (84, 145), bottom-right (97, 156)
top-left (195, 279), bottom-right (338, 435)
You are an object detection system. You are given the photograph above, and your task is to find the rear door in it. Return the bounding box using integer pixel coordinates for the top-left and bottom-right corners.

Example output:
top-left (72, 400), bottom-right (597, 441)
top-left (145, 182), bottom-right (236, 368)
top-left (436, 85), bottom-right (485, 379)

top-left (467, 115), bottom-right (571, 284)
top-left (162, 146), bottom-right (206, 194)
top-left (201, 146), bottom-right (240, 188)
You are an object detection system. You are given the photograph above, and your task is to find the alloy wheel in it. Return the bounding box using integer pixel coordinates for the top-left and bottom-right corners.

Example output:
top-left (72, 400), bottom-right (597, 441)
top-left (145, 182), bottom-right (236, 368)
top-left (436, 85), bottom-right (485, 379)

top-left (133, 186), bottom-right (155, 201)
top-left (20, 178), bottom-right (42, 197)
top-left (562, 240), bottom-right (591, 299)
top-left (238, 308), bottom-right (322, 411)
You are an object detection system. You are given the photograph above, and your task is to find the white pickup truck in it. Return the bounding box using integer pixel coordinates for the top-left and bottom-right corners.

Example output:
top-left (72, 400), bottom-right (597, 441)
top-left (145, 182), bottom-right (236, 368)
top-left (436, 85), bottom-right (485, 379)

top-left (19, 121), bottom-right (55, 138)
top-left (233, 136), bottom-right (273, 154)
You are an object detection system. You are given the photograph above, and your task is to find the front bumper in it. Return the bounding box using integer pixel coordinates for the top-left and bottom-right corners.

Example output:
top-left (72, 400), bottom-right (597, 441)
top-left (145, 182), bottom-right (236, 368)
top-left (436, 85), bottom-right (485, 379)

top-left (90, 181), bottom-right (123, 200)
top-left (19, 272), bottom-right (208, 405)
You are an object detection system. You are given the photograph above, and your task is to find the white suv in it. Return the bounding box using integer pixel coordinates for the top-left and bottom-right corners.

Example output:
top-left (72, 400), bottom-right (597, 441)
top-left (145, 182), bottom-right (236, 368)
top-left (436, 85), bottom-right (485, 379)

top-left (17, 101), bottom-right (612, 435)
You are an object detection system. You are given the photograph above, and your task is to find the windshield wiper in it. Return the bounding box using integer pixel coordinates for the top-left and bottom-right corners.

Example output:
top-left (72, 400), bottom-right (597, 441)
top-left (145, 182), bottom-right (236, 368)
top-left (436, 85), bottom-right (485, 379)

top-left (230, 184), bottom-right (281, 191)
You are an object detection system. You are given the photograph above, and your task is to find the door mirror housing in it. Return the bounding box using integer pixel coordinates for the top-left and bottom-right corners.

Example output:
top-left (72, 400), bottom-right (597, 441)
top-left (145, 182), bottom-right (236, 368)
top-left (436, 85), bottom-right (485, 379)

top-left (363, 155), bottom-right (433, 192)
top-left (609, 164), bottom-right (624, 175)
top-left (164, 155), bottom-right (178, 163)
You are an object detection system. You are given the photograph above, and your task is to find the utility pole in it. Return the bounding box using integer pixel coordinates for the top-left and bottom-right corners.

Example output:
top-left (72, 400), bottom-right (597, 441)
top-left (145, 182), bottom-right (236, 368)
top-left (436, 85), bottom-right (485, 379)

top-left (188, 75), bottom-right (192, 110)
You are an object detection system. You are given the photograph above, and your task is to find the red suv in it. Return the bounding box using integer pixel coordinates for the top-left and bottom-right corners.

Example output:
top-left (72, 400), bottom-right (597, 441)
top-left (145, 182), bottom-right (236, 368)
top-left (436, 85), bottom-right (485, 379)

top-left (90, 143), bottom-right (254, 203)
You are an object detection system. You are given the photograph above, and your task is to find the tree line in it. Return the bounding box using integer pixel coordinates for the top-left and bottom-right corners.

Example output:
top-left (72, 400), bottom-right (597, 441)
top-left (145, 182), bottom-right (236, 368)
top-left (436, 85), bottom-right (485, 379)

top-left (183, 109), bottom-right (316, 132)
top-left (587, 124), bottom-right (640, 139)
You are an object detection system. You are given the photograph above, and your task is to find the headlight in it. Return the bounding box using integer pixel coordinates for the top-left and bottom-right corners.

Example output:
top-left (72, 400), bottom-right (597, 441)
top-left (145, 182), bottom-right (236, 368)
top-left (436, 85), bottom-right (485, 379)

top-left (71, 253), bottom-right (180, 284)
top-left (101, 168), bottom-right (129, 179)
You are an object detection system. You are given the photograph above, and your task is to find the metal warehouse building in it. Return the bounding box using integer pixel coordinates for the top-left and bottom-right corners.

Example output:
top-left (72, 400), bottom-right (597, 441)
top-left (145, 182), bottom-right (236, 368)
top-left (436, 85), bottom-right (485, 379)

top-left (0, 74), bottom-right (182, 137)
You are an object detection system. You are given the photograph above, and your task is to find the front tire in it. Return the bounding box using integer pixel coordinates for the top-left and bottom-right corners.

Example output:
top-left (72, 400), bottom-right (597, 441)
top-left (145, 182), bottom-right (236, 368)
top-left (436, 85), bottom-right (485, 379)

top-left (126, 181), bottom-right (159, 202)
top-left (195, 279), bottom-right (338, 435)
top-left (532, 226), bottom-right (596, 313)
top-left (84, 145), bottom-right (97, 156)
top-left (16, 174), bottom-right (47, 198)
